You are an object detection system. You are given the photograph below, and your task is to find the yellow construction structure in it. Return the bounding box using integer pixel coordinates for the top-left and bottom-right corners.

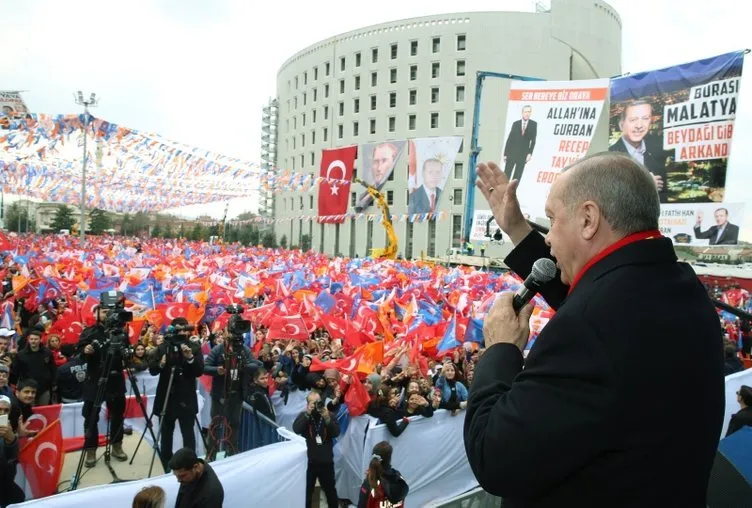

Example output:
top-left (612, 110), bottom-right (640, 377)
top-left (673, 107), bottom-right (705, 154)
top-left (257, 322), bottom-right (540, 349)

top-left (353, 178), bottom-right (397, 259)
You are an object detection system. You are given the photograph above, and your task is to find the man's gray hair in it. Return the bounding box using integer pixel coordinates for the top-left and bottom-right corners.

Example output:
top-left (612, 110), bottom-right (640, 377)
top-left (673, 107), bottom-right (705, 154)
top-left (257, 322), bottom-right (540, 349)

top-left (560, 152), bottom-right (660, 235)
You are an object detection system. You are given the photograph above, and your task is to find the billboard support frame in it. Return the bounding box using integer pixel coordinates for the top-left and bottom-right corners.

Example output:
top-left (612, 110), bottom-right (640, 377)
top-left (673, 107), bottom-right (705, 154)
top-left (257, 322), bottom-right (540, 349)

top-left (464, 71), bottom-right (544, 245)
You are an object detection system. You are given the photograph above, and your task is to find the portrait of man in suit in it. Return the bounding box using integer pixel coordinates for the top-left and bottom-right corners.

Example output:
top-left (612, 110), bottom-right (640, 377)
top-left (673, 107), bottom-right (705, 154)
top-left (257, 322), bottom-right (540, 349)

top-left (503, 105), bottom-right (537, 181)
top-left (694, 207), bottom-right (739, 245)
top-left (355, 141), bottom-right (401, 211)
top-left (608, 100), bottom-right (669, 202)
top-left (408, 158), bottom-right (445, 215)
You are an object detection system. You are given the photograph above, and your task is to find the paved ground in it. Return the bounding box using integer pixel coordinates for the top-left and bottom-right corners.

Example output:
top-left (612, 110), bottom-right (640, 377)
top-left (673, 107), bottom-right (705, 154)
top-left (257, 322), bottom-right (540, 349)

top-left (58, 433), bottom-right (165, 492)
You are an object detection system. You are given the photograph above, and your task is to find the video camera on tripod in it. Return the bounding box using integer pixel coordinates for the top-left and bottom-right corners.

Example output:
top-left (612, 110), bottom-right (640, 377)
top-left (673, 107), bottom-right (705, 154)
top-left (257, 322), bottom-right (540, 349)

top-left (163, 320), bottom-right (196, 366)
top-left (91, 290), bottom-right (134, 358)
top-left (225, 304), bottom-right (251, 345)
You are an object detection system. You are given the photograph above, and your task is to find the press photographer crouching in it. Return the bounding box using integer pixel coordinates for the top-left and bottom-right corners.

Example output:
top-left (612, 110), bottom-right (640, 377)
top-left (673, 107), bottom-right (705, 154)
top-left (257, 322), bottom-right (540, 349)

top-left (77, 296), bottom-right (131, 467)
top-left (293, 391), bottom-right (340, 508)
top-left (149, 317), bottom-right (204, 471)
top-left (204, 305), bottom-right (261, 458)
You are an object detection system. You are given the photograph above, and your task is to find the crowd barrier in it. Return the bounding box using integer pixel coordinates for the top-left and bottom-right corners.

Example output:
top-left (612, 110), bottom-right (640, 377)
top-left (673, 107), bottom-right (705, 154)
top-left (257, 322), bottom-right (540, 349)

top-left (10, 439), bottom-right (307, 508)
top-left (426, 487), bottom-right (502, 508)
top-left (13, 367), bottom-right (750, 505)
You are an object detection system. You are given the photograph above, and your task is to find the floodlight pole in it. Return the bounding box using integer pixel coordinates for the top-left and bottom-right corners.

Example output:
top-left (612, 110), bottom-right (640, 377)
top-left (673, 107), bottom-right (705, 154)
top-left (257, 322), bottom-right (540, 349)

top-left (74, 91), bottom-right (98, 247)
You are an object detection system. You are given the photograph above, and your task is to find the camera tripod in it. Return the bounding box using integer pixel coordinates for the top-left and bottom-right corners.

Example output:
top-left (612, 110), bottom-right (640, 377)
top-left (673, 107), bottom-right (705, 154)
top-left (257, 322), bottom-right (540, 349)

top-left (70, 342), bottom-right (157, 491)
top-left (130, 353), bottom-right (209, 476)
top-left (207, 340), bottom-right (250, 459)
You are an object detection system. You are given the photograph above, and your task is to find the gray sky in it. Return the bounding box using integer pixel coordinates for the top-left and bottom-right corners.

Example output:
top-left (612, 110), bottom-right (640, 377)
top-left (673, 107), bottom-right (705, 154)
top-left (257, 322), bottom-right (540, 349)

top-left (2, 0), bottom-right (750, 239)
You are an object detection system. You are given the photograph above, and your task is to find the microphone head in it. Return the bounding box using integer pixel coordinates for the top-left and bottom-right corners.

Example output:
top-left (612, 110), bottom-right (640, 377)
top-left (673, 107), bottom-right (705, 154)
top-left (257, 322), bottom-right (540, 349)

top-left (531, 258), bottom-right (557, 283)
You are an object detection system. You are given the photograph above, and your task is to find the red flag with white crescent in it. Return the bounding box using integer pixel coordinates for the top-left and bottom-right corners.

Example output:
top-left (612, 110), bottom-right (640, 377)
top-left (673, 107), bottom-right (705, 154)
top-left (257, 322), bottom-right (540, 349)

top-left (318, 145), bottom-right (357, 224)
top-left (19, 419), bottom-right (64, 499)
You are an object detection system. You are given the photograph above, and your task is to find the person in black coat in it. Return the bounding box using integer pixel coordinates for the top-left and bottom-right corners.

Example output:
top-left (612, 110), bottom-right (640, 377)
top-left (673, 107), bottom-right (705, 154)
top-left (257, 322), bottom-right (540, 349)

top-left (726, 385), bottom-right (752, 436)
top-left (204, 337), bottom-right (260, 457)
top-left (148, 318), bottom-right (204, 471)
top-left (293, 390), bottom-right (340, 508)
top-left (503, 105), bottom-right (537, 181)
top-left (78, 308), bottom-right (128, 466)
top-left (10, 328), bottom-right (56, 405)
top-left (465, 153), bottom-right (724, 508)
top-left (245, 366), bottom-right (275, 422)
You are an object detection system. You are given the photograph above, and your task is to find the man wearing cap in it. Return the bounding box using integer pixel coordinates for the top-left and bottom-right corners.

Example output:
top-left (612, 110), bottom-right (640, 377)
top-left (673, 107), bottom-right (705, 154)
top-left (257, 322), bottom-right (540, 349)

top-left (78, 306), bottom-right (128, 467)
top-left (10, 328), bottom-right (56, 406)
top-left (168, 447), bottom-right (224, 508)
top-left (0, 395), bottom-right (24, 507)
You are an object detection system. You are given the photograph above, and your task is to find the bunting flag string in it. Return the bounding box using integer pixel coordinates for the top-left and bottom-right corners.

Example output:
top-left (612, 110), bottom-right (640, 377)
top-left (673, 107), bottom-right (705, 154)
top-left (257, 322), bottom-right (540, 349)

top-left (202, 211), bottom-right (449, 227)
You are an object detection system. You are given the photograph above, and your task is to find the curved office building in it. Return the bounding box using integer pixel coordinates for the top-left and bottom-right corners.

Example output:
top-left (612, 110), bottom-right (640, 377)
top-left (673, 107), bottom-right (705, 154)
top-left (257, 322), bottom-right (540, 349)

top-left (269, 0), bottom-right (622, 258)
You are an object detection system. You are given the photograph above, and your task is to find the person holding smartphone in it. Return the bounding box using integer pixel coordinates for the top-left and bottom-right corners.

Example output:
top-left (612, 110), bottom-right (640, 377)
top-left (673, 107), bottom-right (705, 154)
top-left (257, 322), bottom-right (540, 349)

top-left (0, 395), bottom-right (25, 507)
top-left (293, 391), bottom-right (340, 508)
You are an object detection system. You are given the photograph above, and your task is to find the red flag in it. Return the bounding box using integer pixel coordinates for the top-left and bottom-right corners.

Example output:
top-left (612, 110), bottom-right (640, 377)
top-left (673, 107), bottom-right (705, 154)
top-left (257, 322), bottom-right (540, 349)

top-left (344, 374), bottom-right (371, 417)
top-left (266, 314), bottom-right (309, 341)
top-left (19, 419), bottom-right (64, 498)
top-left (318, 145), bottom-right (358, 224)
top-left (28, 404), bottom-right (62, 434)
top-left (0, 231), bottom-right (13, 252)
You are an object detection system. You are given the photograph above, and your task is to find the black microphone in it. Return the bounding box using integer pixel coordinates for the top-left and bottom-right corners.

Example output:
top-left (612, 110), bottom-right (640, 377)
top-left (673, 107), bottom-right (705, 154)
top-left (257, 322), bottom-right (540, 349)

top-left (512, 258), bottom-right (557, 313)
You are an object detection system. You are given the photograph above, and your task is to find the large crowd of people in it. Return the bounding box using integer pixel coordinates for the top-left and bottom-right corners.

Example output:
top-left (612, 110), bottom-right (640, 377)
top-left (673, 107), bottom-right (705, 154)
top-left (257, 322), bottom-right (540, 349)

top-left (0, 210), bottom-right (748, 507)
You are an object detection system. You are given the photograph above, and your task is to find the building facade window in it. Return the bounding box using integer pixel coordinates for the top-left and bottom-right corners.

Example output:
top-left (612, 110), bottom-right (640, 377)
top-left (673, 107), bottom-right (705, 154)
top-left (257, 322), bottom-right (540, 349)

top-left (370, 119), bottom-right (376, 134)
top-left (430, 112), bottom-right (439, 129)
top-left (314, 66), bottom-right (318, 80)
top-left (455, 111), bottom-right (465, 128)
top-left (325, 62), bottom-right (330, 76)
top-left (386, 190), bottom-right (394, 205)
top-left (456, 60), bottom-right (466, 76)
top-left (370, 95), bottom-right (377, 110)
top-left (323, 127), bottom-right (328, 141)
top-left (372, 48), bottom-right (378, 63)
top-left (431, 87), bottom-right (439, 103)
top-left (353, 122), bottom-right (359, 136)
top-left (432, 62), bottom-right (440, 78)
top-left (339, 79), bottom-right (345, 94)
top-left (410, 65), bottom-right (417, 80)
top-left (389, 92), bottom-right (396, 108)
top-left (452, 214), bottom-right (462, 248)
top-left (454, 162), bottom-right (463, 179)
top-left (371, 72), bottom-right (378, 87)
top-left (353, 98), bottom-right (360, 113)
top-left (338, 102), bottom-right (344, 116)
top-left (340, 56), bottom-right (346, 71)
top-left (457, 34), bottom-right (466, 51)
top-left (408, 114), bottom-right (416, 130)
top-left (354, 75), bottom-right (360, 90)
top-left (355, 52), bottom-right (361, 67)
top-left (453, 188), bottom-right (463, 205)
top-left (337, 124), bottom-right (343, 139)
top-left (410, 40), bottom-right (418, 56)
top-left (456, 85), bottom-right (465, 102)
top-left (388, 116), bottom-right (395, 132)
top-left (390, 68), bottom-right (397, 83)
top-left (391, 43), bottom-right (398, 59)
top-left (409, 89), bottom-right (417, 105)
top-left (432, 37), bottom-right (440, 53)
top-left (324, 84), bottom-right (329, 98)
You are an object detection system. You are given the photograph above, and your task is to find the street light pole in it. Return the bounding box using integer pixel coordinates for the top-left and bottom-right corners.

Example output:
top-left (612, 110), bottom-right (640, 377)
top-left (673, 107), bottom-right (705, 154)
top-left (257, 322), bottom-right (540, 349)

top-left (73, 91), bottom-right (98, 248)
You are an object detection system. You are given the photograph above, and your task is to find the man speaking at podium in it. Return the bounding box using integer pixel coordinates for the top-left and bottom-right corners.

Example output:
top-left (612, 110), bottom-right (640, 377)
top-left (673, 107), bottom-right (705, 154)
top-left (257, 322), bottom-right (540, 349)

top-left (464, 153), bottom-right (724, 507)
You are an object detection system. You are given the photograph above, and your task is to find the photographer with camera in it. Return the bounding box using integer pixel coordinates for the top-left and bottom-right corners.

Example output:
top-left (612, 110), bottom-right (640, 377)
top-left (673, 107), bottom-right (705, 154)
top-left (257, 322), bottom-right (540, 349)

top-left (293, 391), bottom-right (340, 508)
top-left (204, 305), bottom-right (261, 458)
top-left (78, 304), bottom-right (128, 467)
top-left (148, 317), bottom-right (204, 470)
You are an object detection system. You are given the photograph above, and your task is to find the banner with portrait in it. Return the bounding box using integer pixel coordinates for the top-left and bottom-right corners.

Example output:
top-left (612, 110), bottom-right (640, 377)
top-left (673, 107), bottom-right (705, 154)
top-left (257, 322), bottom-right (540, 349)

top-left (354, 140), bottom-right (406, 211)
top-left (608, 51), bottom-right (745, 239)
top-left (661, 202), bottom-right (745, 246)
top-left (0, 91), bottom-right (29, 129)
top-left (501, 79), bottom-right (610, 221)
top-left (407, 136), bottom-right (463, 217)
top-left (469, 209), bottom-right (502, 243)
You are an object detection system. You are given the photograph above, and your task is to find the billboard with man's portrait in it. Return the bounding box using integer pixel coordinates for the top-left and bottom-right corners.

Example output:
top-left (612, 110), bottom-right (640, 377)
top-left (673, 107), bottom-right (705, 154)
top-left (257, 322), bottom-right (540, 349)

top-left (354, 140), bottom-right (406, 211)
top-left (609, 50), bottom-right (746, 244)
top-left (407, 136), bottom-right (463, 217)
top-left (0, 91), bottom-right (29, 129)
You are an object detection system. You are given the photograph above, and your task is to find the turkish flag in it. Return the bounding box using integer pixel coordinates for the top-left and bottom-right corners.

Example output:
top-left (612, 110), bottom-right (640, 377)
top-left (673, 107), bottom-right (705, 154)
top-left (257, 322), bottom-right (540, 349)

top-left (0, 230), bottom-right (13, 252)
top-left (19, 419), bottom-right (64, 498)
top-left (344, 373), bottom-right (371, 417)
top-left (318, 145), bottom-right (357, 224)
top-left (28, 404), bottom-right (63, 434)
top-left (266, 314), bottom-right (309, 341)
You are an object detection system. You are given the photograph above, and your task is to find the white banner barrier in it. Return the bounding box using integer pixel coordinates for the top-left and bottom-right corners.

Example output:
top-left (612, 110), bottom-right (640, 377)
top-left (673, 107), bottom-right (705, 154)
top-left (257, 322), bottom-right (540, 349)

top-left (362, 410), bottom-right (478, 508)
top-left (10, 440), bottom-right (308, 508)
top-left (334, 415), bottom-right (376, 502)
top-left (271, 389), bottom-right (308, 431)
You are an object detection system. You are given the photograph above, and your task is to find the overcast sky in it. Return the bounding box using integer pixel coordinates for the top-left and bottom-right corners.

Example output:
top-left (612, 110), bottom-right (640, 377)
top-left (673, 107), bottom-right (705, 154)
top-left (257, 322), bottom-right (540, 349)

top-left (2, 0), bottom-right (750, 239)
